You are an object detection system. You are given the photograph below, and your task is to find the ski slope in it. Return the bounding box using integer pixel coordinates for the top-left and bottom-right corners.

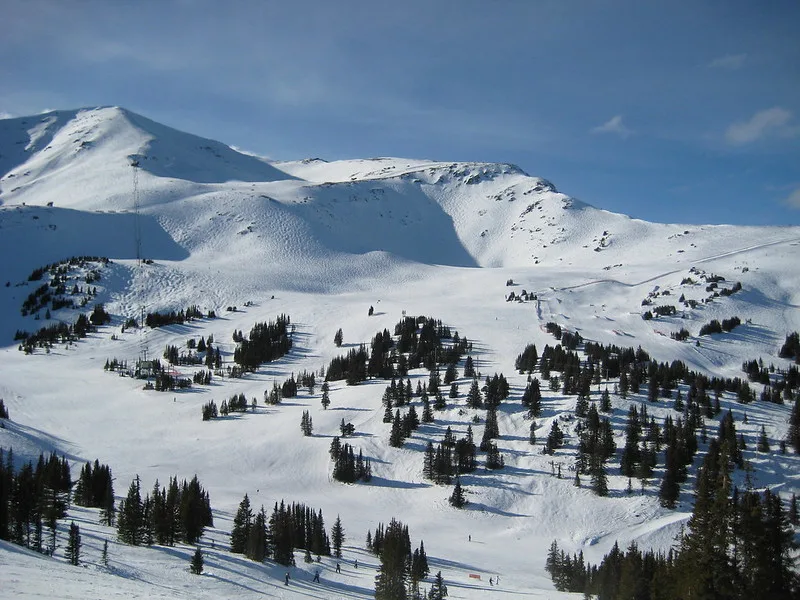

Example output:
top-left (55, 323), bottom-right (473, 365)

top-left (0, 107), bottom-right (798, 599)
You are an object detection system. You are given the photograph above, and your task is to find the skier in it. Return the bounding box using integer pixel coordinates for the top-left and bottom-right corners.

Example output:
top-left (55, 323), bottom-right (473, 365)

top-left (336, 562), bottom-right (341, 573)
top-left (354, 559), bottom-right (358, 569)
top-left (313, 570), bottom-right (320, 582)
top-left (285, 572), bottom-right (290, 585)
top-left (489, 577), bottom-right (494, 586)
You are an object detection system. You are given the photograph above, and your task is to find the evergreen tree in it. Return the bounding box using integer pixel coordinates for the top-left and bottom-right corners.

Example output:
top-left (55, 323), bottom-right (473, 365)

top-left (331, 515), bottom-right (345, 558)
top-left (334, 328), bottom-right (343, 347)
top-left (421, 397), bottom-right (434, 423)
top-left (529, 420), bottom-right (537, 446)
top-left (787, 398), bottom-right (800, 454)
top-left (374, 518), bottom-right (410, 600)
top-left (389, 410), bottom-right (404, 448)
top-left (190, 546), bottom-right (204, 574)
top-left (65, 521), bottom-right (81, 565)
top-left (230, 494), bottom-right (252, 554)
top-left (449, 478), bottom-right (467, 508)
top-left (466, 378), bottom-right (482, 409)
top-left (301, 410), bottom-right (313, 436)
top-left (117, 476), bottom-right (144, 545)
top-left (321, 381), bottom-right (331, 410)
top-left (757, 425), bottom-right (770, 452)
top-left (246, 506), bottom-right (269, 562)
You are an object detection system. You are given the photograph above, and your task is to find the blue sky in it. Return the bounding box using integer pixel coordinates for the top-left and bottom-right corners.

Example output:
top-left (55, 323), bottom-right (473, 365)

top-left (2, 0), bottom-right (798, 225)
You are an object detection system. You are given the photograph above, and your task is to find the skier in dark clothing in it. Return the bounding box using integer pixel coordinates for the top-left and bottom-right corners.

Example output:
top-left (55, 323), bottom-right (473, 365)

top-left (285, 572), bottom-right (290, 585)
top-left (313, 570), bottom-right (320, 582)
top-left (336, 562), bottom-right (341, 573)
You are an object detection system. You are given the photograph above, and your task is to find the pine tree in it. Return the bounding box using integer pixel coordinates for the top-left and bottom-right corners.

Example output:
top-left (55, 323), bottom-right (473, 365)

top-left (190, 546), bottom-right (204, 574)
top-left (374, 518), bottom-right (409, 600)
top-left (331, 515), bottom-right (344, 558)
top-left (301, 410), bottom-right (313, 436)
top-left (117, 476), bottom-right (144, 545)
top-left (757, 425), bottom-right (770, 452)
top-left (321, 381), bottom-right (331, 410)
top-left (389, 410), bottom-right (404, 448)
top-left (449, 478), bottom-right (467, 508)
top-left (334, 328), bottom-right (343, 347)
top-left (230, 494), bottom-right (252, 554)
top-left (787, 398), bottom-right (800, 454)
top-left (65, 521), bottom-right (81, 565)
top-left (466, 378), bottom-right (482, 409)
top-left (246, 506), bottom-right (269, 562)
top-left (529, 420), bottom-right (537, 445)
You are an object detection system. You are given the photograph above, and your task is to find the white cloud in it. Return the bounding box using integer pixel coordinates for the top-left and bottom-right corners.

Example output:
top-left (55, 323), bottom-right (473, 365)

top-left (708, 53), bottom-right (747, 70)
top-left (591, 115), bottom-right (633, 138)
top-left (786, 187), bottom-right (800, 209)
top-left (0, 110), bottom-right (13, 120)
top-left (725, 107), bottom-right (797, 145)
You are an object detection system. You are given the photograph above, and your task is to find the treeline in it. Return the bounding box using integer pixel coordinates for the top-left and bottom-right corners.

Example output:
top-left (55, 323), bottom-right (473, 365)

top-left (233, 315), bottom-right (292, 372)
top-left (117, 474), bottom-right (213, 546)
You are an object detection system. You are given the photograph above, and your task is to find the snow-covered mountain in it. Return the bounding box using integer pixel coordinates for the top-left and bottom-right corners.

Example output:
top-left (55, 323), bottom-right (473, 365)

top-left (0, 107), bottom-right (798, 599)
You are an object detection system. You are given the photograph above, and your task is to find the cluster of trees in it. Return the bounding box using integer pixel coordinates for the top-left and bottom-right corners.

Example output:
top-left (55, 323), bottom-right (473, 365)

top-left (17, 310), bottom-right (100, 353)
top-left (21, 257), bottom-right (109, 318)
top-left (515, 343), bottom-right (539, 373)
top-left (329, 438), bottom-right (372, 483)
top-left (233, 315), bottom-right (292, 372)
top-left (153, 371), bottom-right (192, 392)
top-left (74, 460), bottom-right (115, 525)
top-left (117, 475), bottom-right (212, 546)
top-left (699, 316), bottom-right (742, 336)
top-left (202, 393), bottom-right (256, 420)
top-left (144, 305), bottom-right (206, 328)
top-left (326, 345), bottom-right (368, 384)
top-left (264, 373), bottom-right (304, 405)
top-left (389, 406), bottom-right (421, 447)
top-left (547, 440), bottom-right (799, 598)
top-left (0, 450), bottom-right (72, 553)
top-left (369, 518), bottom-right (430, 600)
top-left (423, 426), bottom-right (477, 484)
top-left (575, 404), bottom-right (616, 496)
top-left (232, 498), bottom-right (331, 566)
top-left (780, 331), bottom-right (800, 363)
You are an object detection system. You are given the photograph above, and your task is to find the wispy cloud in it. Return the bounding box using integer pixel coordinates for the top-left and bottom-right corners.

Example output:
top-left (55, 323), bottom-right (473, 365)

top-left (591, 115), bottom-right (633, 138)
top-left (0, 110), bottom-right (13, 119)
top-left (725, 107), bottom-right (798, 145)
top-left (786, 187), bottom-right (800, 209)
top-left (708, 53), bottom-right (747, 70)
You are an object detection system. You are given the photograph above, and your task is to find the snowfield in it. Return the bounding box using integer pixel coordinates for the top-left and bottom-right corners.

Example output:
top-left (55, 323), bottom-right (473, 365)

top-left (0, 107), bottom-right (798, 599)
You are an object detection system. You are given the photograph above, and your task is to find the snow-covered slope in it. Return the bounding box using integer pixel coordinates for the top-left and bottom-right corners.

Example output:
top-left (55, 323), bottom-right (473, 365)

top-left (0, 108), bottom-right (798, 599)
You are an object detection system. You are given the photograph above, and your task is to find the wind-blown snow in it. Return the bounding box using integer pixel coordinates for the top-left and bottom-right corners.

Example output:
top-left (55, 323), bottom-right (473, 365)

top-left (0, 107), bottom-right (798, 599)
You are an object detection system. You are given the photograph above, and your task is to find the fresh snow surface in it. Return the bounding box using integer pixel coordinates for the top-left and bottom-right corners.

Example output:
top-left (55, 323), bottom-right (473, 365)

top-left (1, 107), bottom-right (799, 599)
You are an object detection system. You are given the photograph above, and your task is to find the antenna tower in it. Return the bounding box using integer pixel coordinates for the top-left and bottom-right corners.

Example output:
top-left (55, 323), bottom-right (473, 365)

top-left (130, 159), bottom-right (148, 368)
top-left (131, 159), bottom-right (142, 263)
